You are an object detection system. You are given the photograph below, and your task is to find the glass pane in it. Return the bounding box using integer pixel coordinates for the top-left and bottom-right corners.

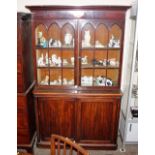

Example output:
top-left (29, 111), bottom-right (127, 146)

top-left (107, 69), bottom-right (119, 86)
top-left (93, 50), bottom-right (107, 67)
top-left (108, 24), bottom-right (122, 48)
top-left (48, 23), bottom-right (61, 48)
top-left (37, 69), bottom-right (49, 85)
top-left (50, 69), bottom-right (62, 85)
top-left (94, 69), bottom-right (106, 86)
top-left (81, 49), bottom-right (93, 67)
top-left (81, 23), bottom-right (95, 48)
top-left (107, 50), bottom-right (120, 68)
top-left (49, 49), bottom-right (61, 67)
top-left (62, 23), bottom-right (75, 48)
top-left (95, 24), bottom-right (108, 48)
top-left (35, 24), bottom-right (48, 48)
top-left (36, 49), bottom-right (48, 67)
top-left (63, 69), bottom-right (74, 85)
top-left (62, 49), bottom-right (74, 67)
top-left (81, 69), bottom-right (93, 86)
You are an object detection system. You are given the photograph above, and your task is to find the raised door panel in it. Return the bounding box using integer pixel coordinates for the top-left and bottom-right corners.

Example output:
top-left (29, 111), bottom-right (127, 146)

top-left (37, 98), bottom-right (75, 141)
top-left (77, 98), bottom-right (120, 146)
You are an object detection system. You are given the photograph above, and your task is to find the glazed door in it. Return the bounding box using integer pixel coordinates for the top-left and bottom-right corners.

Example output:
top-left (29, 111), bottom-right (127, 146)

top-left (76, 97), bottom-right (121, 148)
top-left (37, 97), bottom-right (76, 141)
top-left (78, 19), bottom-right (123, 89)
top-left (34, 20), bottom-right (77, 88)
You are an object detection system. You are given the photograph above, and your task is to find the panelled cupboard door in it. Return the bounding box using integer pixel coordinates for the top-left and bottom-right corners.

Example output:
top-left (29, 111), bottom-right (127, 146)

top-left (37, 97), bottom-right (76, 141)
top-left (77, 98), bottom-right (121, 146)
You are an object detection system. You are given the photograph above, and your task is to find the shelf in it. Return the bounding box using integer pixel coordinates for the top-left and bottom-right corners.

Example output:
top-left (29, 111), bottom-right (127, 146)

top-left (81, 47), bottom-right (120, 50)
top-left (36, 46), bottom-right (74, 50)
top-left (36, 47), bottom-right (48, 49)
top-left (81, 64), bottom-right (119, 69)
top-left (37, 65), bottom-right (74, 69)
top-left (37, 66), bottom-right (49, 68)
top-left (50, 66), bottom-right (74, 69)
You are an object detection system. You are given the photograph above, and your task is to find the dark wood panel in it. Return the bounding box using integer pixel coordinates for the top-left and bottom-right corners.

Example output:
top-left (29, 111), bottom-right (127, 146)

top-left (76, 97), bottom-right (121, 149)
top-left (37, 98), bottom-right (75, 140)
top-left (17, 96), bottom-right (28, 129)
top-left (79, 99), bottom-right (113, 141)
top-left (17, 13), bottom-right (34, 93)
top-left (17, 72), bottom-right (24, 92)
top-left (17, 83), bottom-right (36, 151)
top-left (17, 128), bottom-right (30, 144)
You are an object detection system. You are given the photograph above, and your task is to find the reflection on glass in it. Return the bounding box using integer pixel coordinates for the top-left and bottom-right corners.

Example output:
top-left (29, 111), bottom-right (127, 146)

top-left (62, 50), bottom-right (74, 67)
top-left (48, 23), bottom-right (61, 48)
top-left (63, 69), bottom-right (74, 85)
top-left (37, 69), bottom-right (49, 85)
top-left (36, 50), bottom-right (48, 67)
top-left (81, 69), bottom-right (93, 86)
top-left (108, 24), bottom-right (122, 48)
top-left (94, 69), bottom-right (106, 86)
top-left (50, 69), bottom-right (61, 85)
top-left (62, 24), bottom-right (75, 48)
top-left (107, 69), bottom-right (119, 86)
top-left (35, 24), bottom-right (48, 48)
top-left (82, 23), bottom-right (95, 48)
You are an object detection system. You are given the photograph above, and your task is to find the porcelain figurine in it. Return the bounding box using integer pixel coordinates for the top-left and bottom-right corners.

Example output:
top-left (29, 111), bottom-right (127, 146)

top-left (45, 53), bottom-right (48, 65)
top-left (40, 75), bottom-right (49, 85)
top-left (51, 54), bottom-right (57, 65)
top-left (108, 58), bottom-right (116, 66)
top-left (92, 59), bottom-right (103, 66)
top-left (114, 40), bottom-right (120, 48)
top-left (49, 38), bottom-right (55, 47)
top-left (50, 80), bottom-right (57, 85)
top-left (40, 37), bottom-right (46, 47)
top-left (103, 59), bottom-right (107, 66)
top-left (49, 38), bottom-right (62, 47)
top-left (64, 33), bottom-right (73, 46)
top-left (108, 35), bottom-right (120, 48)
top-left (58, 76), bottom-right (62, 85)
top-left (81, 56), bottom-right (88, 64)
top-left (82, 30), bottom-right (91, 47)
top-left (38, 53), bottom-right (44, 66)
top-left (44, 75), bottom-right (49, 83)
top-left (108, 35), bottom-right (115, 47)
top-left (71, 57), bottom-right (74, 65)
top-left (106, 78), bottom-right (113, 86)
top-left (95, 40), bottom-right (105, 48)
top-left (63, 59), bottom-right (68, 65)
top-left (63, 78), bottom-right (68, 85)
top-left (96, 76), bottom-right (106, 86)
top-left (57, 40), bottom-right (61, 47)
top-left (81, 76), bottom-right (93, 86)
top-left (37, 32), bottom-right (42, 46)
top-left (38, 31), bottom-right (43, 38)
top-left (57, 57), bottom-right (61, 67)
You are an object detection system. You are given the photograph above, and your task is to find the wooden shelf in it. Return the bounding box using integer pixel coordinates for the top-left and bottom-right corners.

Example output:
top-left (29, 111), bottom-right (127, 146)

top-left (81, 64), bottom-right (119, 69)
top-left (36, 46), bottom-right (74, 50)
top-left (81, 47), bottom-right (120, 50)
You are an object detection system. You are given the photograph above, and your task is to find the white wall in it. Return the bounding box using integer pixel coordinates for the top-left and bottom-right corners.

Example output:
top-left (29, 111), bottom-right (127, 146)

top-left (17, 0), bottom-right (132, 12)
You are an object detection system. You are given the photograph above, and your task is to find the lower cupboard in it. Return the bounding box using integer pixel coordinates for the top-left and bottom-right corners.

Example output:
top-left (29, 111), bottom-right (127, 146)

top-left (35, 93), bottom-right (121, 150)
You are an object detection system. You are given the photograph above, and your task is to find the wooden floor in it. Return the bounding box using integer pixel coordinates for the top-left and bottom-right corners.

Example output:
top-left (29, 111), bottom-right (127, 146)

top-left (33, 136), bottom-right (138, 155)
